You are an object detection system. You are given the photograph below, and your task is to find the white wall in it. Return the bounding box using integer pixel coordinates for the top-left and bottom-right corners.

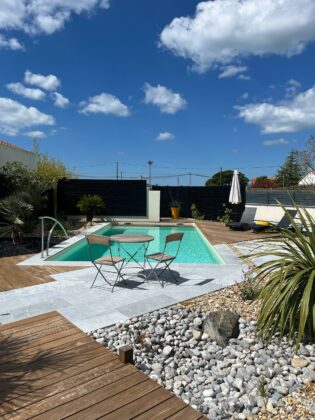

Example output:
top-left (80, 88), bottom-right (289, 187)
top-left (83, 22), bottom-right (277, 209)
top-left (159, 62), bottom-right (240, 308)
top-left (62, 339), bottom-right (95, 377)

top-left (246, 204), bottom-right (315, 222)
top-left (147, 190), bottom-right (160, 222)
top-left (0, 142), bottom-right (36, 170)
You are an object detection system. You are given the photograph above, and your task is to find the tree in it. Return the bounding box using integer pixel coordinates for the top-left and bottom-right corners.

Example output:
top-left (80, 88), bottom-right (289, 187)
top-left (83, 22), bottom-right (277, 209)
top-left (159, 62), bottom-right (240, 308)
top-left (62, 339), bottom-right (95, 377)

top-left (298, 135), bottom-right (315, 181)
top-left (36, 153), bottom-right (74, 188)
top-left (251, 176), bottom-right (279, 189)
top-left (205, 170), bottom-right (248, 186)
top-left (275, 150), bottom-right (303, 187)
top-left (77, 195), bottom-right (105, 223)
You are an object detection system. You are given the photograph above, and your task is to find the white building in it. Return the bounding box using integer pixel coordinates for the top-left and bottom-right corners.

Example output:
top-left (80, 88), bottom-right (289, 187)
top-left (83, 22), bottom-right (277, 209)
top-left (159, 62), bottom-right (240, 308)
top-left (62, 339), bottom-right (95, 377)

top-left (0, 140), bottom-right (37, 170)
top-left (298, 171), bottom-right (315, 187)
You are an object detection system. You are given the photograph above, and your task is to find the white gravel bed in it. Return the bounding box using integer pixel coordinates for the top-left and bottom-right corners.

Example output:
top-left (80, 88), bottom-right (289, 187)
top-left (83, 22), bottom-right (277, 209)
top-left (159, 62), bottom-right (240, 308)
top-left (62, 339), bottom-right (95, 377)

top-left (89, 306), bottom-right (315, 419)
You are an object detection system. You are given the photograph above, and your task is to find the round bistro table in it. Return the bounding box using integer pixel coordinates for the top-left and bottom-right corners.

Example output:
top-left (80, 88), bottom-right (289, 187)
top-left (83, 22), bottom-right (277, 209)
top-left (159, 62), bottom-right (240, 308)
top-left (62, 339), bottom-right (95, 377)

top-left (110, 234), bottom-right (154, 279)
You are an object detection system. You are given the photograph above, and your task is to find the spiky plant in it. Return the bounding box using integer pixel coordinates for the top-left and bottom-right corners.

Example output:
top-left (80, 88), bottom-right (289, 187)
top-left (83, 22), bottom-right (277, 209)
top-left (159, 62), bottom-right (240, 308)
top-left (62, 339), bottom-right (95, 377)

top-left (0, 193), bottom-right (33, 245)
top-left (247, 204), bottom-right (315, 346)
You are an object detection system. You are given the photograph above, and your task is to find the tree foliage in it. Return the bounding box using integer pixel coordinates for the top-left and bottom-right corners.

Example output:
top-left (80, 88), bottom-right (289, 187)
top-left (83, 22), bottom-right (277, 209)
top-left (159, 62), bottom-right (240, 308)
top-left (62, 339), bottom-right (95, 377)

top-left (275, 150), bottom-right (303, 187)
top-left (251, 176), bottom-right (279, 189)
top-left (205, 170), bottom-right (248, 186)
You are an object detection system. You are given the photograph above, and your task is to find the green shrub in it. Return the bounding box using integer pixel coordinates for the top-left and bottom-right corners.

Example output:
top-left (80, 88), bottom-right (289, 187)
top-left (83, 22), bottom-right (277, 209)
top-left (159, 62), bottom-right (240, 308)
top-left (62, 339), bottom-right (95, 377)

top-left (247, 204), bottom-right (315, 346)
top-left (217, 204), bottom-right (232, 223)
top-left (0, 193), bottom-right (34, 244)
top-left (77, 194), bottom-right (105, 223)
top-left (191, 203), bottom-right (204, 220)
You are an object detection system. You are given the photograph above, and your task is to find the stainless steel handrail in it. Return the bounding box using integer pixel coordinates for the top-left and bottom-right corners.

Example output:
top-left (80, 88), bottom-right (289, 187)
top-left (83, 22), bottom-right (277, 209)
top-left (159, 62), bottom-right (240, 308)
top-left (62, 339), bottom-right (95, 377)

top-left (39, 216), bottom-right (69, 258)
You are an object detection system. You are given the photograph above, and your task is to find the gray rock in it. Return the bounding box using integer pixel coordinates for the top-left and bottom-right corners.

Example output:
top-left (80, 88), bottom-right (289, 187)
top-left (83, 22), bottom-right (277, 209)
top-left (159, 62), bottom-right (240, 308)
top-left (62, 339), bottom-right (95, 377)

top-left (202, 310), bottom-right (240, 347)
top-left (162, 345), bottom-right (173, 356)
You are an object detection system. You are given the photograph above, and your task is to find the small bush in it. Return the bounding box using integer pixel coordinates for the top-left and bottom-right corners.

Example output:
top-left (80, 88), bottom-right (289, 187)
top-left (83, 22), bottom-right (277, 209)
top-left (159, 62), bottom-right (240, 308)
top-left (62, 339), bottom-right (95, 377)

top-left (238, 270), bottom-right (260, 301)
top-left (191, 203), bottom-right (204, 220)
top-left (217, 204), bottom-right (232, 224)
top-left (77, 194), bottom-right (105, 223)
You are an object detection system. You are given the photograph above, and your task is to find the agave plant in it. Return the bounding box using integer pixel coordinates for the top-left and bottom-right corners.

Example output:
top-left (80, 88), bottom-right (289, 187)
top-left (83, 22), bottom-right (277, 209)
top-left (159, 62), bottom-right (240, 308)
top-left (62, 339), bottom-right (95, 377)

top-left (246, 203), bottom-right (315, 346)
top-left (0, 193), bottom-right (33, 245)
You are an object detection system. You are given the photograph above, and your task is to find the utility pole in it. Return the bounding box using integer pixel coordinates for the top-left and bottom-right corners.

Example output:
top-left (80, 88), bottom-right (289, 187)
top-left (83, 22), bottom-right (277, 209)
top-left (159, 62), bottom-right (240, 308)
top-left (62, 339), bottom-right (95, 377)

top-left (220, 167), bottom-right (223, 186)
top-left (177, 176), bottom-right (180, 186)
top-left (189, 173), bottom-right (192, 186)
top-left (116, 162), bottom-right (119, 180)
top-left (147, 160), bottom-right (153, 189)
top-left (120, 171), bottom-right (123, 180)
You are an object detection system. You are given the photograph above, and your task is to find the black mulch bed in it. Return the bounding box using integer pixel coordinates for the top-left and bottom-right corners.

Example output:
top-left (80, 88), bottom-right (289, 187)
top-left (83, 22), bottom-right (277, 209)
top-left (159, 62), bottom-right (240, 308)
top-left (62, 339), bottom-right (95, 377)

top-left (0, 237), bottom-right (64, 258)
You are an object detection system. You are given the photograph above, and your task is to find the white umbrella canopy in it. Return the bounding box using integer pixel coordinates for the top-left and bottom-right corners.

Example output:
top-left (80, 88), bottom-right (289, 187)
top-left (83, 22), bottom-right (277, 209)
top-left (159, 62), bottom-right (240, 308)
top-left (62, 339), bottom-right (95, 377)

top-left (229, 170), bottom-right (242, 204)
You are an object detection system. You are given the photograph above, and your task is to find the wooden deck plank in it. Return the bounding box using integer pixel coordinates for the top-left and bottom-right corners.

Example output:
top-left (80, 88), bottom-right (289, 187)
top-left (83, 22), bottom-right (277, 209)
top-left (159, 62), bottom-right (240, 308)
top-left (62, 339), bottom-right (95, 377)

top-left (168, 406), bottom-right (205, 419)
top-left (0, 312), bottom-right (204, 419)
top-left (0, 317), bottom-right (74, 339)
top-left (4, 364), bottom-right (133, 419)
top-left (134, 396), bottom-right (187, 419)
top-left (0, 312), bottom-right (58, 332)
top-left (100, 388), bottom-right (173, 419)
top-left (30, 371), bottom-right (145, 420)
top-left (0, 255), bottom-right (82, 292)
top-left (0, 337), bottom-right (95, 373)
top-left (66, 378), bottom-right (158, 419)
top-left (0, 352), bottom-right (117, 409)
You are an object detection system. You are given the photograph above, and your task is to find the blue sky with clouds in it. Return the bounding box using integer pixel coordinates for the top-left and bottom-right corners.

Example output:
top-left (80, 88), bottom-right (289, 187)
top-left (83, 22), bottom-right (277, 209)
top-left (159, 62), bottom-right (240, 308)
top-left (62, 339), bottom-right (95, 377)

top-left (0, 0), bottom-right (315, 184)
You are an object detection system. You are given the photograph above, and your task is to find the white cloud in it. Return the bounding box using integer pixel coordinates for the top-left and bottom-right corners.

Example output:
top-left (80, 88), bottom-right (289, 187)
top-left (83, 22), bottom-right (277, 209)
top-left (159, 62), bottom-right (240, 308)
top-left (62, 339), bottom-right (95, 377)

top-left (160, 0), bottom-right (315, 73)
top-left (288, 79), bottom-right (301, 88)
top-left (238, 74), bottom-right (251, 81)
top-left (156, 132), bottom-right (175, 141)
top-left (7, 82), bottom-right (46, 100)
top-left (52, 92), bottom-right (70, 108)
top-left (24, 130), bottom-right (46, 139)
top-left (285, 79), bottom-right (301, 98)
top-left (0, 34), bottom-right (23, 50)
top-left (0, 97), bottom-right (54, 136)
top-left (262, 138), bottom-right (289, 146)
top-left (24, 70), bottom-right (60, 91)
top-left (219, 65), bottom-right (248, 79)
top-left (237, 85), bottom-right (315, 133)
top-left (144, 83), bottom-right (186, 114)
top-left (79, 92), bottom-right (130, 117)
top-left (0, 1), bottom-right (109, 36)
top-left (240, 92), bottom-right (249, 100)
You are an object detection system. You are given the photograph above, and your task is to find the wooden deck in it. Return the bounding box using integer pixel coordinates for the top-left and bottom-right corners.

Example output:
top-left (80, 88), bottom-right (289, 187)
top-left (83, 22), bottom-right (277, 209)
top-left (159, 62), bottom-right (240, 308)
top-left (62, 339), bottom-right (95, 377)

top-left (162, 219), bottom-right (271, 245)
top-left (0, 312), bottom-right (205, 419)
top-left (0, 255), bottom-right (82, 292)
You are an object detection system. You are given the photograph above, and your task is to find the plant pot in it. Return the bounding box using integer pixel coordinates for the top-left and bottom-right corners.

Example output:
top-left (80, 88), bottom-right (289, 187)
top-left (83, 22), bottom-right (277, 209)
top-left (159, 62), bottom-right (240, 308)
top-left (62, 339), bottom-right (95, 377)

top-left (171, 207), bottom-right (180, 219)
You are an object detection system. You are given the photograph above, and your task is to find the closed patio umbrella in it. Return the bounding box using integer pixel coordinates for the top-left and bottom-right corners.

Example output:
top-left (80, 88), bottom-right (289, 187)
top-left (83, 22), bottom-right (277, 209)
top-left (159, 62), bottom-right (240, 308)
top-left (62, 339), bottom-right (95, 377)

top-left (229, 170), bottom-right (242, 204)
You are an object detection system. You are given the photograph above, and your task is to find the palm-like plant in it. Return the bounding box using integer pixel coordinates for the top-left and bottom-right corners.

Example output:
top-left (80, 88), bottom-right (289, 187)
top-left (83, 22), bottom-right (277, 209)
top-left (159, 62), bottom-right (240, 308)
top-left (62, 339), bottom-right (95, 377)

top-left (247, 204), bottom-right (315, 346)
top-left (0, 193), bottom-right (33, 245)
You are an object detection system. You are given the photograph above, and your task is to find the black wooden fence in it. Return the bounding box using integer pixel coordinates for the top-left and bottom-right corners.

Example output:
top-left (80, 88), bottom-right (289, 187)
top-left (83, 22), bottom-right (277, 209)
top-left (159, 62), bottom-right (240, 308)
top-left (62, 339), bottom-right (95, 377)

top-left (56, 179), bottom-right (147, 216)
top-left (246, 189), bottom-right (315, 207)
top-left (152, 185), bottom-right (246, 220)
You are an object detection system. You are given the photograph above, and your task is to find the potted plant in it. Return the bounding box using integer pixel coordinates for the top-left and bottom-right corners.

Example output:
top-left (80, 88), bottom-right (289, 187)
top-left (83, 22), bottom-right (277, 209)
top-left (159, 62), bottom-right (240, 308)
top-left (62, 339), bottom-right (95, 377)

top-left (170, 199), bottom-right (181, 219)
top-left (76, 194), bottom-right (105, 223)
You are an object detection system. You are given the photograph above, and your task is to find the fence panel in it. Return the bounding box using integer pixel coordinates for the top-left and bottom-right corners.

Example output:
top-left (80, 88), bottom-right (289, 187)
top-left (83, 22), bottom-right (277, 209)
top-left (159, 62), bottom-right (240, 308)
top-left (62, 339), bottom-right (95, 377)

top-left (247, 189), bottom-right (315, 208)
top-left (56, 179), bottom-right (147, 216)
top-left (152, 185), bottom-right (246, 220)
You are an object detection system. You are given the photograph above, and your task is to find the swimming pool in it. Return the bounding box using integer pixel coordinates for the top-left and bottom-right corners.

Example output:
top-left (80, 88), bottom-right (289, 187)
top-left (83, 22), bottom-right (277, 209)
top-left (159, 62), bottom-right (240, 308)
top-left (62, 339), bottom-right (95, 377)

top-left (48, 225), bottom-right (224, 264)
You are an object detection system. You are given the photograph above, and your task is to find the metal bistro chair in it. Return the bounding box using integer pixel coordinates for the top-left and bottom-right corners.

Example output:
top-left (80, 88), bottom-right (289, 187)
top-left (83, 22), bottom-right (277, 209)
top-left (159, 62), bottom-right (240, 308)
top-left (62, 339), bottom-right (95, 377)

top-left (145, 232), bottom-right (184, 287)
top-left (86, 234), bottom-right (125, 292)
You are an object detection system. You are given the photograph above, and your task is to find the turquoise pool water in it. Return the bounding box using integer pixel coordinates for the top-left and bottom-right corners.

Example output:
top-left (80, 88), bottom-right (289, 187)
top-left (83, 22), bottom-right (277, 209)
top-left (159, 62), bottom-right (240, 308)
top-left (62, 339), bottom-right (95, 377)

top-left (49, 225), bottom-right (223, 264)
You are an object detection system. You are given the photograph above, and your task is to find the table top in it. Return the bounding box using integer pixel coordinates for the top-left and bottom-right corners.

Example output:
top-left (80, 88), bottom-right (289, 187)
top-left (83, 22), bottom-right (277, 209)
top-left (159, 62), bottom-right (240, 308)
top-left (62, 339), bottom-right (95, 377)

top-left (110, 234), bottom-right (154, 243)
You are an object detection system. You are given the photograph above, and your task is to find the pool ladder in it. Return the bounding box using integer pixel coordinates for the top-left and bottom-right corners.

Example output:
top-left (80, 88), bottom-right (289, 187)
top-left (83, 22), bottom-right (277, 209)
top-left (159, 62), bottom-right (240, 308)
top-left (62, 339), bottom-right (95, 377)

top-left (39, 216), bottom-right (69, 258)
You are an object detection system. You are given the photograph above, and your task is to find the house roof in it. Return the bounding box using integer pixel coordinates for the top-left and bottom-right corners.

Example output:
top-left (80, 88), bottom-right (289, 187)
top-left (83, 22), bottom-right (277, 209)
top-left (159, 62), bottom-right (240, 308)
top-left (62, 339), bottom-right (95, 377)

top-left (0, 140), bottom-right (34, 155)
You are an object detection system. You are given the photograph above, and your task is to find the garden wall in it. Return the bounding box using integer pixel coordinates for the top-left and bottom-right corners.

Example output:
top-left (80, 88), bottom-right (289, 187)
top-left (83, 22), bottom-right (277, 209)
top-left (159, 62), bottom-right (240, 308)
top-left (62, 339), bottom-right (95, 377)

top-left (152, 185), bottom-right (246, 220)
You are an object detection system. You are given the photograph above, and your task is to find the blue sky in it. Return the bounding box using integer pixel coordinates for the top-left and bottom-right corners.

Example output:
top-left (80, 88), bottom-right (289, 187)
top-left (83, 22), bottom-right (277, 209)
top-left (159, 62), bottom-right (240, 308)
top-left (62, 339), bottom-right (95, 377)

top-left (0, 0), bottom-right (315, 185)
